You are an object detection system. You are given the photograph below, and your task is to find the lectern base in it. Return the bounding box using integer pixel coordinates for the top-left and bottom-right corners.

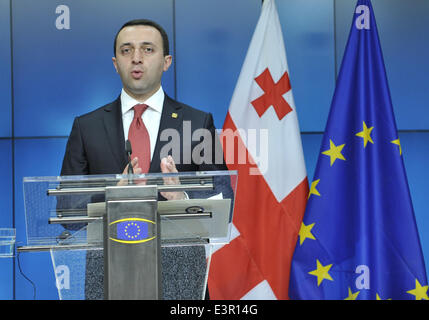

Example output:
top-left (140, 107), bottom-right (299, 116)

top-left (84, 246), bottom-right (208, 300)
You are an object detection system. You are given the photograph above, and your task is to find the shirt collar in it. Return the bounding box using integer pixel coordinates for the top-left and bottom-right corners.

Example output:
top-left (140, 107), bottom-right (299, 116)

top-left (120, 86), bottom-right (164, 115)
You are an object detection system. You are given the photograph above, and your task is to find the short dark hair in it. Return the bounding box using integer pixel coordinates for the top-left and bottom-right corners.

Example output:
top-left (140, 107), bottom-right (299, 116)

top-left (113, 19), bottom-right (169, 57)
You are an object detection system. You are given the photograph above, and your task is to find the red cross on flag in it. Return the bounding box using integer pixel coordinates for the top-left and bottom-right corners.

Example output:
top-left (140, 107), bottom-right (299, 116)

top-left (208, 0), bottom-right (309, 299)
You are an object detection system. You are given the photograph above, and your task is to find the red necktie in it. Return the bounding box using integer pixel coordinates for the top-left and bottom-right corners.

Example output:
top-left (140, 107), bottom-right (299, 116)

top-left (128, 104), bottom-right (151, 173)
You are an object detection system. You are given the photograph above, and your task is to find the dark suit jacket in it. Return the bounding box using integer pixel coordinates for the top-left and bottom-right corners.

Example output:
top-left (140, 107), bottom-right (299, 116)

top-left (61, 94), bottom-right (226, 176)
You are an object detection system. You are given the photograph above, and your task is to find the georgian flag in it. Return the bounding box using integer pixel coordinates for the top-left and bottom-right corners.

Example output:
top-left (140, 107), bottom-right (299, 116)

top-left (208, 0), bottom-right (309, 299)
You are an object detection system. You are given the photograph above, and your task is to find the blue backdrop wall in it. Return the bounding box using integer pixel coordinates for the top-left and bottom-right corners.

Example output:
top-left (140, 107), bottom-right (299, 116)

top-left (0, 0), bottom-right (428, 299)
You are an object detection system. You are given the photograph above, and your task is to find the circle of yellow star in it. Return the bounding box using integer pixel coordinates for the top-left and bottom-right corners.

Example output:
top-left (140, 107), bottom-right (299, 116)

top-left (391, 138), bottom-right (402, 155)
top-left (322, 139), bottom-right (346, 166)
top-left (355, 121), bottom-right (374, 148)
top-left (308, 179), bottom-right (321, 199)
top-left (407, 279), bottom-right (429, 300)
top-left (308, 259), bottom-right (333, 286)
top-left (376, 293), bottom-right (391, 300)
top-left (344, 287), bottom-right (360, 300)
top-left (299, 222), bottom-right (316, 245)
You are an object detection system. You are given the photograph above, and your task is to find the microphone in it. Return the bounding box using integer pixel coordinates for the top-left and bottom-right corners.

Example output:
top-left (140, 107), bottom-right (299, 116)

top-left (125, 140), bottom-right (133, 184)
top-left (125, 140), bottom-right (133, 174)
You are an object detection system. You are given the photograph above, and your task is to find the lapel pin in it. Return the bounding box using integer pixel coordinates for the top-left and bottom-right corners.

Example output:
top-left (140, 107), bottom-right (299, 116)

top-left (171, 112), bottom-right (178, 118)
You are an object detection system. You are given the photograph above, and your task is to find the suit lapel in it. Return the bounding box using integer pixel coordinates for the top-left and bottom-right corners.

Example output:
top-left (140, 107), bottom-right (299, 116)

top-left (103, 97), bottom-right (127, 171)
top-left (149, 95), bottom-right (183, 173)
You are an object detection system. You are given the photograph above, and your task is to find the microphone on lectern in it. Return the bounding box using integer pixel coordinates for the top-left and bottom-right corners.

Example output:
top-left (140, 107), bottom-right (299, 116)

top-left (125, 140), bottom-right (134, 184)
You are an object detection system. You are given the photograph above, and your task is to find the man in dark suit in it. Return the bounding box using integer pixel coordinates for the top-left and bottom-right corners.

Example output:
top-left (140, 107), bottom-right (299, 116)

top-left (60, 19), bottom-right (229, 299)
top-left (61, 19), bottom-right (224, 186)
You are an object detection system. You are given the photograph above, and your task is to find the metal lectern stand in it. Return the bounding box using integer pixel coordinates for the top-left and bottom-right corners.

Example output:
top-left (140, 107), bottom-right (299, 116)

top-left (17, 171), bottom-right (236, 300)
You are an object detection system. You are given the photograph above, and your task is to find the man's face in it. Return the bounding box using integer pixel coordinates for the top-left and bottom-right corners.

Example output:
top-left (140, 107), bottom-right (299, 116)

top-left (112, 25), bottom-right (172, 101)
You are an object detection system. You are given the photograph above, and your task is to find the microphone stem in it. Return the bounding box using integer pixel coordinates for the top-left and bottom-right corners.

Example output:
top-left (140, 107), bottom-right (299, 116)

top-left (127, 153), bottom-right (133, 184)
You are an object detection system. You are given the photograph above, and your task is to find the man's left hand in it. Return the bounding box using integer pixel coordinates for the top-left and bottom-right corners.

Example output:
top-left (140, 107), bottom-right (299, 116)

top-left (160, 155), bottom-right (187, 200)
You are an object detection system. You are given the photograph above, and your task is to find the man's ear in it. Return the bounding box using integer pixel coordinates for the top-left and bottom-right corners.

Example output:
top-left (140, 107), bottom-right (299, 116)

top-left (163, 55), bottom-right (173, 72)
top-left (112, 57), bottom-right (119, 73)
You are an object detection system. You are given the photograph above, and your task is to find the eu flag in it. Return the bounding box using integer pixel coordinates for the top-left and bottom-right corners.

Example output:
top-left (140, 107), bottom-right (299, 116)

top-left (117, 220), bottom-right (148, 241)
top-left (289, 0), bottom-right (428, 300)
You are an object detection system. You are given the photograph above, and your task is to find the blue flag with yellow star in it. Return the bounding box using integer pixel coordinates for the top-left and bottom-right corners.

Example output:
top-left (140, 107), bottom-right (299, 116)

top-left (289, 0), bottom-right (428, 300)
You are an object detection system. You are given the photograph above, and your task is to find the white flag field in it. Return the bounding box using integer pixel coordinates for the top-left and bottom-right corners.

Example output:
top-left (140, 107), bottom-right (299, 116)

top-left (208, 0), bottom-right (309, 299)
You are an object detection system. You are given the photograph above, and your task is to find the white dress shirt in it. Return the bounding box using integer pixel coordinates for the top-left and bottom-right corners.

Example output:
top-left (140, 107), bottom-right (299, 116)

top-left (121, 86), bottom-right (164, 161)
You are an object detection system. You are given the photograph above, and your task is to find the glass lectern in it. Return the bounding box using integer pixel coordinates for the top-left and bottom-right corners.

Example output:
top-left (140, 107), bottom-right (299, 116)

top-left (17, 171), bottom-right (236, 300)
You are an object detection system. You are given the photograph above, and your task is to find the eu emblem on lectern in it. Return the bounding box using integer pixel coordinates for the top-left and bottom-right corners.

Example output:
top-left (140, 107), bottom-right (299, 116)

top-left (109, 218), bottom-right (156, 244)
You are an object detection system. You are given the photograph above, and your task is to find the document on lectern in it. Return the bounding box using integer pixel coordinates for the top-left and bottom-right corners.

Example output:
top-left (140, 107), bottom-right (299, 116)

top-left (158, 198), bottom-right (231, 242)
top-left (86, 196), bottom-right (232, 245)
